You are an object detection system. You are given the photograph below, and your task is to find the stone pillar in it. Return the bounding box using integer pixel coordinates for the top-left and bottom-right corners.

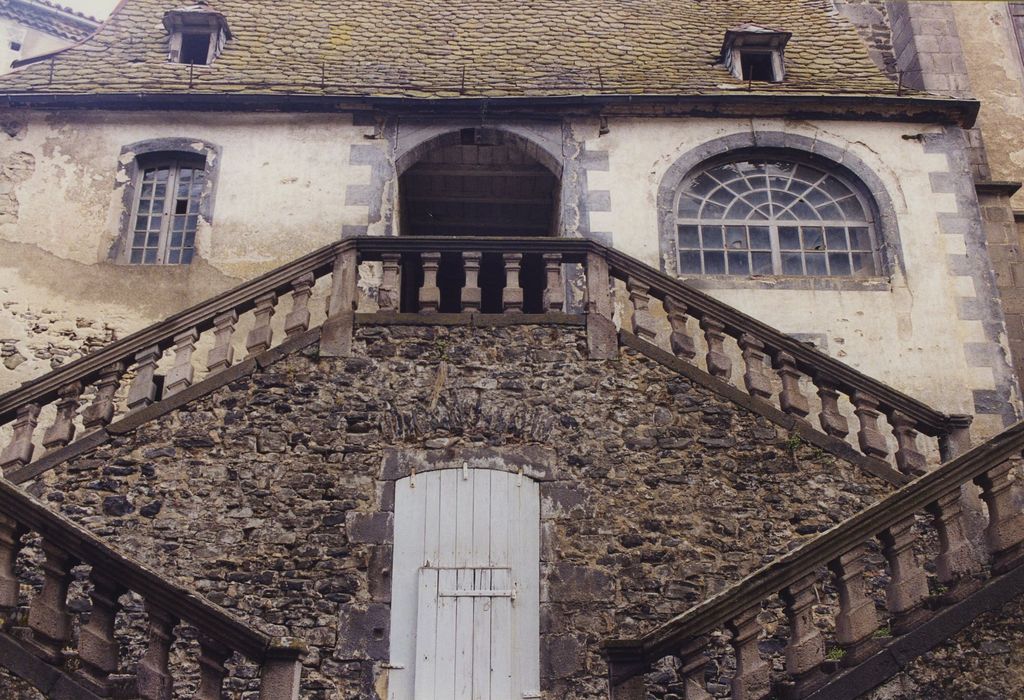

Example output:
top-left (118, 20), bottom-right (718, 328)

top-left (245, 292), bottom-right (278, 357)
top-left (774, 351), bottom-right (809, 418)
top-left (626, 277), bottom-right (657, 342)
top-left (461, 251), bottom-right (482, 313)
top-left (206, 311), bottom-right (238, 372)
top-left (41, 381), bottom-right (82, 451)
top-left (739, 334), bottom-right (773, 400)
top-left (664, 298), bottom-right (696, 361)
top-left (502, 253), bottom-right (524, 313)
top-left (418, 251), bottom-right (441, 314)
top-left (700, 317), bottom-right (731, 380)
top-left (542, 253), bottom-right (565, 312)
top-left (814, 375), bottom-right (849, 438)
top-left (829, 545), bottom-right (880, 665)
top-left (321, 247), bottom-right (358, 357)
top-left (77, 572), bottom-right (124, 694)
top-left (163, 328), bottom-right (199, 397)
top-left (585, 252), bottom-right (617, 360)
top-left (880, 517), bottom-right (930, 633)
top-left (26, 541), bottom-right (75, 663)
top-left (0, 402), bottom-right (41, 474)
top-left (82, 362), bottom-right (126, 431)
top-left (284, 273), bottom-right (315, 336)
top-left (727, 605), bottom-right (769, 700)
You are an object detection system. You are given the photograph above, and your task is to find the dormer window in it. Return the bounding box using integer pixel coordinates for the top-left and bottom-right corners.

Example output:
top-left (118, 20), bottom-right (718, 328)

top-left (721, 24), bottom-right (791, 83)
top-left (163, 1), bottom-right (231, 66)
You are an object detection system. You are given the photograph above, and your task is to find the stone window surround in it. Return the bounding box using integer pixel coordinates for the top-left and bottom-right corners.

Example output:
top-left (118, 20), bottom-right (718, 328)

top-left (108, 137), bottom-right (222, 265)
top-left (657, 132), bottom-right (905, 292)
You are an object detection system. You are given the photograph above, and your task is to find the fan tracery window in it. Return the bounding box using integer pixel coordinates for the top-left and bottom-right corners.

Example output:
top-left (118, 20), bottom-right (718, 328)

top-left (675, 158), bottom-right (879, 277)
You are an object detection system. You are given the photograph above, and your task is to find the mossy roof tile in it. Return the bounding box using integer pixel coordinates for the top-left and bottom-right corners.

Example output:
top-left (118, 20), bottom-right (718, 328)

top-left (0, 0), bottom-right (916, 98)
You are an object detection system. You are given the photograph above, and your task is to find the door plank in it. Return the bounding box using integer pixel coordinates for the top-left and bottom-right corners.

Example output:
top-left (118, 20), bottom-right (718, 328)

top-left (435, 567), bottom-right (458, 698)
top-left (472, 568), bottom-right (492, 700)
top-left (413, 567), bottom-right (439, 698)
top-left (388, 477), bottom-right (426, 699)
top-left (454, 568), bottom-right (475, 700)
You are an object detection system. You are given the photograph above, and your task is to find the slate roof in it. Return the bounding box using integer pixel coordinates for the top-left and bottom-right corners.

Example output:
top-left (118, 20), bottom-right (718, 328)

top-left (0, 0), bottom-right (905, 99)
top-left (0, 0), bottom-right (98, 42)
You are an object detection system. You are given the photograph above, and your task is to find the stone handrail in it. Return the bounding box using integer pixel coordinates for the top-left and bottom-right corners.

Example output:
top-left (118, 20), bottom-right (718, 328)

top-left (0, 476), bottom-right (304, 698)
top-left (602, 419), bottom-right (1024, 699)
top-left (1, 235), bottom-right (965, 482)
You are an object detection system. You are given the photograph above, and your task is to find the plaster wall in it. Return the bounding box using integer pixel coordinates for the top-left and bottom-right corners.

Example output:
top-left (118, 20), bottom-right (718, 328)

top-left (0, 20), bottom-right (72, 75)
top-left (586, 116), bottom-right (1017, 435)
top-left (951, 2), bottom-right (1024, 211)
top-left (0, 109), bottom-right (1016, 436)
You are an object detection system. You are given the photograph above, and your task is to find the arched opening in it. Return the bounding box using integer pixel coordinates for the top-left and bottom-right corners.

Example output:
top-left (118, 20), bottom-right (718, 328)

top-left (397, 128), bottom-right (561, 313)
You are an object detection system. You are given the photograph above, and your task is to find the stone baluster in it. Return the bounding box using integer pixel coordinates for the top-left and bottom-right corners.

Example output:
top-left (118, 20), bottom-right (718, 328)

top-left (246, 292), bottom-right (278, 357)
top-left (889, 412), bottom-right (927, 476)
top-left (813, 375), bottom-right (849, 438)
top-left (41, 381), bottom-right (83, 451)
top-left (664, 298), bottom-right (697, 361)
top-left (258, 643), bottom-right (305, 700)
top-left (0, 515), bottom-right (24, 626)
top-left (926, 489), bottom-right (981, 600)
top-left (738, 334), bottom-right (773, 400)
top-left (542, 253), bottom-right (565, 312)
top-left (828, 545), bottom-right (880, 664)
top-left (781, 573), bottom-right (824, 693)
top-left (626, 277), bottom-right (657, 342)
top-left (852, 392), bottom-right (889, 460)
top-left (196, 637), bottom-right (232, 700)
top-left (699, 317), bottom-right (732, 380)
top-left (0, 402), bottom-right (41, 473)
top-left (774, 351), bottom-right (809, 418)
top-left (677, 636), bottom-right (712, 700)
top-left (77, 572), bottom-right (124, 694)
top-left (82, 362), bottom-right (126, 431)
top-left (163, 328), bottom-right (199, 397)
top-left (727, 605), bottom-right (769, 700)
top-left (974, 459), bottom-right (1024, 574)
top-left (419, 252), bottom-right (441, 314)
top-left (137, 603), bottom-right (178, 700)
top-left (379, 253), bottom-right (402, 313)
top-left (284, 273), bottom-right (315, 336)
top-left (127, 345), bottom-right (163, 413)
top-left (26, 541), bottom-right (75, 663)
top-left (880, 517), bottom-right (930, 633)
top-left (206, 311), bottom-right (238, 373)
top-left (502, 253), bottom-right (524, 313)
top-left (462, 251), bottom-right (482, 313)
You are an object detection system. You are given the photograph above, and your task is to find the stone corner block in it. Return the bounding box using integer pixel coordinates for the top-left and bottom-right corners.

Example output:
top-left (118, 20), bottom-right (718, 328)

top-left (336, 603), bottom-right (390, 661)
top-left (346, 511), bottom-right (393, 545)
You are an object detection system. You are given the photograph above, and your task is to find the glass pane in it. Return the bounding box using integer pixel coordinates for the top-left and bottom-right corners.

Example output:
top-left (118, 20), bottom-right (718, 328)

top-left (782, 253), bottom-right (804, 275)
top-left (816, 203), bottom-right (843, 220)
top-left (707, 164), bottom-right (739, 183)
top-left (838, 195), bottom-right (868, 220)
top-left (825, 227), bottom-right (848, 250)
top-left (679, 251), bottom-right (702, 274)
top-left (751, 252), bottom-right (773, 275)
top-left (703, 251), bottom-right (726, 274)
top-left (789, 201), bottom-right (817, 220)
top-left (678, 194), bottom-right (701, 217)
top-left (146, 232), bottom-right (160, 247)
top-left (748, 226), bottom-right (771, 249)
top-left (141, 183), bottom-right (153, 197)
top-left (154, 184), bottom-right (167, 198)
top-left (687, 172), bottom-right (719, 197)
top-left (186, 215), bottom-right (199, 230)
top-left (168, 250), bottom-right (181, 264)
top-left (175, 199), bottom-right (189, 215)
top-left (851, 253), bottom-right (875, 276)
top-left (746, 189), bottom-right (769, 207)
top-left (678, 225), bottom-right (700, 249)
top-left (182, 249), bottom-right (195, 264)
top-left (805, 253), bottom-right (827, 276)
top-left (701, 226), bottom-right (724, 249)
top-left (130, 249), bottom-right (142, 264)
top-left (725, 226), bottom-right (747, 249)
top-left (725, 200), bottom-right (753, 219)
top-left (132, 232), bottom-right (146, 246)
top-left (170, 231), bottom-right (182, 247)
top-left (802, 227), bottom-right (824, 251)
top-left (849, 227), bottom-right (872, 250)
top-left (709, 187), bottom-right (735, 206)
top-left (779, 227), bottom-right (801, 250)
top-left (727, 252), bottom-right (750, 276)
top-left (172, 218), bottom-right (185, 232)
top-left (700, 201), bottom-right (727, 219)
top-left (150, 215), bottom-right (162, 230)
top-left (144, 249), bottom-right (158, 264)
top-left (184, 231), bottom-right (196, 247)
top-left (135, 215), bottom-right (148, 230)
top-left (829, 253), bottom-right (852, 276)
top-left (154, 168), bottom-right (170, 182)
top-left (820, 175), bottom-right (853, 199)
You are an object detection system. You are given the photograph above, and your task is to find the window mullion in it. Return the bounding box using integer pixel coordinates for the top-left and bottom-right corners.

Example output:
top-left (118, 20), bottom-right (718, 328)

top-left (768, 223), bottom-right (782, 274)
top-left (158, 163), bottom-right (179, 265)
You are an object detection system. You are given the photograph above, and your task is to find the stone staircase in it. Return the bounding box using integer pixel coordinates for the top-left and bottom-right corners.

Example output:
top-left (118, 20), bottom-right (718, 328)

top-left (0, 235), bottom-right (1017, 699)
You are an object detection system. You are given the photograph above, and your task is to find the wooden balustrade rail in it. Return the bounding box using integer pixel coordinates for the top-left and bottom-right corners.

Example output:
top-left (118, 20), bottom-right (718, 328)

top-left (0, 236), bottom-right (965, 482)
top-left (0, 477), bottom-right (303, 698)
top-left (603, 419), bottom-right (1024, 699)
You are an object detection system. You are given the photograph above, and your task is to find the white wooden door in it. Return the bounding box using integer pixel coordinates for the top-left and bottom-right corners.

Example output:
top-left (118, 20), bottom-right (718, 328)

top-left (388, 468), bottom-right (540, 699)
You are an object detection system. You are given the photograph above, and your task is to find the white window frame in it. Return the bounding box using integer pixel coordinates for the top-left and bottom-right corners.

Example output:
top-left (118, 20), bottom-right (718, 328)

top-left (125, 155), bottom-right (206, 265)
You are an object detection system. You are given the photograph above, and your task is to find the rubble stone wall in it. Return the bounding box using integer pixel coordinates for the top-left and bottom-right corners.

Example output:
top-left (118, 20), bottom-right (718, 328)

top-left (4, 324), bottom-right (895, 698)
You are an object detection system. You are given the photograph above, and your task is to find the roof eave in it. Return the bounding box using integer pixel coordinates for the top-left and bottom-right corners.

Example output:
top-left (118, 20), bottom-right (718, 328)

top-left (0, 91), bottom-right (981, 128)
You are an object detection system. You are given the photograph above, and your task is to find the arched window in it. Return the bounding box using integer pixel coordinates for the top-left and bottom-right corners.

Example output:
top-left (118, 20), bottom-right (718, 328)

top-left (111, 138), bottom-right (221, 266)
top-left (675, 158), bottom-right (879, 277)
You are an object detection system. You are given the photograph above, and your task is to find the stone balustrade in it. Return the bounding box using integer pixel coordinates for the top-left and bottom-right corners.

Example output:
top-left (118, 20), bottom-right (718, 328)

top-left (0, 236), bottom-right (966, 484)
top-left (603, 420), bottom-right (1024, 700)
top-left (0, 477), bottom-right (304, 698)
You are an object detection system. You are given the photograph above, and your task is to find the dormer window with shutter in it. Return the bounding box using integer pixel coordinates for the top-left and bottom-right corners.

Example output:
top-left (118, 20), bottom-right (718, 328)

top-left (721, 24), bottom-right (791, 83)
top-left (163, 0), bottom-right (231, 65)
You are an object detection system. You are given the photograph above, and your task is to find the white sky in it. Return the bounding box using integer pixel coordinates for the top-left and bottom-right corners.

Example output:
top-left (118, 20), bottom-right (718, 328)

top-left (60, 0), bottom-right (120, 20)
